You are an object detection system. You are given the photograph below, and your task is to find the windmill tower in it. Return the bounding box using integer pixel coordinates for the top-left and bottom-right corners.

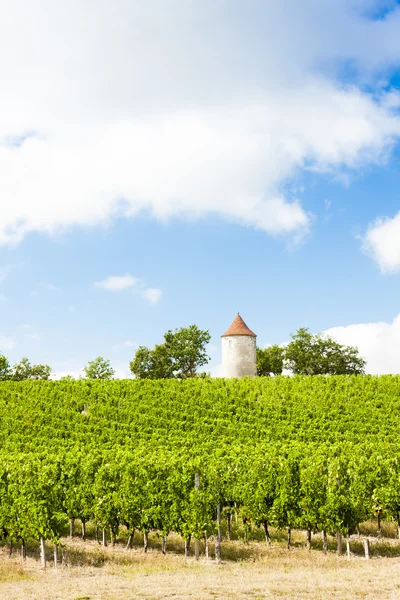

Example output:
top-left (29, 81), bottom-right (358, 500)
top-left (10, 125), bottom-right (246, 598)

top-left (221, 313), bottom-right (257, 378)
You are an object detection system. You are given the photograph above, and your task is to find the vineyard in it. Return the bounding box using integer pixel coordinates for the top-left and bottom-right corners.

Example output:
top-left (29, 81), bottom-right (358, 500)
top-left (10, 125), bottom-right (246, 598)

top-left (1, 375), bottom-right (400, 567)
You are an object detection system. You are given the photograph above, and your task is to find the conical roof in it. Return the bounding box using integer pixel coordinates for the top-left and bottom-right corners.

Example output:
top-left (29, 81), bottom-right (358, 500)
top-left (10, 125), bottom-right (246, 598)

top-left (221, 314), bottom-right (256, 337)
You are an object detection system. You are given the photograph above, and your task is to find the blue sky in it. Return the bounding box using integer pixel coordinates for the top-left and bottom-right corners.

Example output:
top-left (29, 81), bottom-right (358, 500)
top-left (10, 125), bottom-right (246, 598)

top-left (1, 0), bottom-right (400, 376)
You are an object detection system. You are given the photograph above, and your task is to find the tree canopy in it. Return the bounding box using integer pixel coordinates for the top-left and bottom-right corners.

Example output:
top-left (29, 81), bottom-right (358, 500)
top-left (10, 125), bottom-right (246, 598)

top-left (130, 325), bottom-right (210, 379)
top-left (83, 357), bottom-right (115, 380)
top-left (10, 357), bottom-right (52, 381)
top-left (256, 345), bottom-right (285, 376)
top-left (285, 328), bottom-right (366, 376)
top-left (0, 354), bottom-right (10, 380)
top-left (257, 328), bottom-right (366, 377)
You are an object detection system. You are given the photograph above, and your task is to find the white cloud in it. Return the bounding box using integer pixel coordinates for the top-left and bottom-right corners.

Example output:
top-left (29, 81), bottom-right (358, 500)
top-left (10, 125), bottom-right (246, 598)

top-left (41, 282), bottom-right (60, 291)
top-left (112, 340), bottom-right (139, 351)
top-left (95, 273), bottom-right (162, 305)
top-left (0, 335), bottom-right (15, 350)
top-left (95, 274), bottom-right (138, 292)
top-left (0, 2), bottom-right (398, 243)
top-left (52, 369), bottom-right (82, 381)
top-left (325, 314), bottom-right (400, 374)
top-left (140, 287), bottom-right (162, 306)
top-left (210, 362), bottom-right (224, 378)
top-left (0, 264), bottom-right (17, 284)
top-left (113, 362), bottom-right (133, 380)
top-left (363, 211), bottom-right (400, 273)
top-left (27, 333), bottom-right (41, 341)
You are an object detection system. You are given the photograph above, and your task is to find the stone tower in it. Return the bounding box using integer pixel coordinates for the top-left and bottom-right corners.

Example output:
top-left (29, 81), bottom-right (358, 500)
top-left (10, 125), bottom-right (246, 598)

top-left (221, 313), bottom-right (257, 378)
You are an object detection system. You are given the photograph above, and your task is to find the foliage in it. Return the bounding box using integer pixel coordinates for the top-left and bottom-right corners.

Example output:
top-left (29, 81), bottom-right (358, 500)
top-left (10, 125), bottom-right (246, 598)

top-left (129, 345), bottom-right (172, 379)
top-left (0, 376), bottom-right (398, 551)
top-left (284, 328), bottom-right (366, 375)
top-left (10, 357), bottom-right (51, 381)
top-left (0, 354), bottom-right (10, 380)
top-left (256, 345), bottom-right (284, 376)
top-left (83, 356), bottom-right (115, 380)
top-left (130, 325), bottom-right (210, 379)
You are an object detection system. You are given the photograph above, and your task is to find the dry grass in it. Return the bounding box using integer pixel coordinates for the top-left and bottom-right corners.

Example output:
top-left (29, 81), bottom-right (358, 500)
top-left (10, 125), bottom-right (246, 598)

top-left (1, 530), bottom-right (400, 599)
top-left (0, 560), bottom-right (33, 584)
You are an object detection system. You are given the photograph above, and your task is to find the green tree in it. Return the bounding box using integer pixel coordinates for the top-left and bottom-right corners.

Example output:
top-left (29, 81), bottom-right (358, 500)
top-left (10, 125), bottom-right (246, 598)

top-left (130, 325), bottom-right (210, 379)
top-left (129, 345), bottom-right (172, 380)
top-left (256, 345), bottom-right (284, 376)
top-left (0, 354), bottom-right (10, 380)
top-left (11, 357), bottom-right (52, 380)
top-left (83, 357), bottom-right (115, 380)
top-left (285, 328), bottom-right (366, 375)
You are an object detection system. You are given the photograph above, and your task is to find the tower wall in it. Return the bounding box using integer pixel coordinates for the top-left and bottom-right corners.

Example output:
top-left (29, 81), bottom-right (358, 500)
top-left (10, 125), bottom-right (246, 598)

top-left (221, 335), bottom-right (257, 378)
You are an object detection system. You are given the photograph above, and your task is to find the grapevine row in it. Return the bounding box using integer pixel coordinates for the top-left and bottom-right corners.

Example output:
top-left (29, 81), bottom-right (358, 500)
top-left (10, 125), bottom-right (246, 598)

top-left (0, 376), bottom-right (399, 563)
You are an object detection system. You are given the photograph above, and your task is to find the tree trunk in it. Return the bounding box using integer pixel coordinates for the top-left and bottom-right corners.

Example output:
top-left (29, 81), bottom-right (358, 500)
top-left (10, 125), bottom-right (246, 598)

top-left (377, 512), bottom-right (381, 538)
top-left (69, 518), bottom-right (75, 539)
top-left (21, 539), bottom-right (26, 560)
top-left (322, 530), bottom-right (328, 553)
top-left (143, 530), bottom-right (148, 553)
top-left (356, 526), bottom-right (361, 539)
top-left (204, 531), bottom-right (209, 559)
top-left (126, 530), bottom-right (134, 550)
top-left (102, 528), bottom-right (107, 547)
top-left (336, 532), bottom-right (343, 555)
top-left (364, 538), bottom-right (370, 560)
top-left (162, 535), bottom-right (167, 555)
top-left (263, 521), bottom-right (271, 545)
top-left (53, 544), bottom-right (58, 569)
top-left (215, 504), bottom-right (222, 564)
top-left (184, 535), bottom-right (191, 557)
top-left (287, 527), bottom-right (291, 549)
top-left (40, 538), bottom-right (46, 569)
top-left (227, 512), bottom-right (231, 541)
top-left (81, 520), bottom-right (86, 541)
top-left (8, 540), bottom-right (13, 557)
top-left (306, 529), bottom-right (312, 551)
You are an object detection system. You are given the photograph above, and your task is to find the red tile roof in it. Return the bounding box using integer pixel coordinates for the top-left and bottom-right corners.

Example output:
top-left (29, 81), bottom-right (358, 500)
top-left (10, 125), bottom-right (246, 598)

top-left (221, 314), bottom-right (256, 337)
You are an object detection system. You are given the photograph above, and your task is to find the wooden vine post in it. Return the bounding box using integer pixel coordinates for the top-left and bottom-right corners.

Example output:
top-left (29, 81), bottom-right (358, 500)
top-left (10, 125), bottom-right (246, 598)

top-left (40, 538), bottom-right (46, 569)
top-left (346, 533), bottom-right (351, 559)
top-left (336, 532), bottom-right (343, 555)
top-left (364, 538), bottom-right (370, 560)
top-left (81, 520), bottom-right (86, 541)
top-left (215, 504), bottom-right (222, 564)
